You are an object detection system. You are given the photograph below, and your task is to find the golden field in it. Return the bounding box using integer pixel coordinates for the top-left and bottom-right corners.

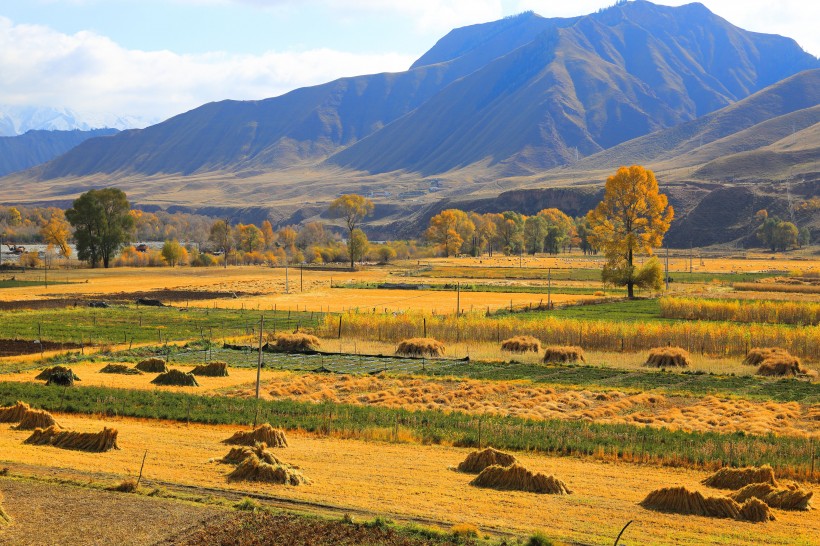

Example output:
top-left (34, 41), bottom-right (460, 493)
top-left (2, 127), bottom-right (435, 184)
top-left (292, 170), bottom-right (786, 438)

top-left (0, 413), bottom-right (817, 545)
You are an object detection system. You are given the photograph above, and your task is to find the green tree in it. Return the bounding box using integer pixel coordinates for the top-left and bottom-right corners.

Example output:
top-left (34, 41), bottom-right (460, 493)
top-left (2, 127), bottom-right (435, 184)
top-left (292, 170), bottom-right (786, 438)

top-left (587, 165), bottom-right (674, 298)
top-left (65, 188), bottom-right (134, 268)
top-left (523, 215), bottom-right (547, 254)
top-left (329, 194), bottom-right (374, 269)
top-left (161, 239), bottom-right (186, 267)
top-left (209, 220), bottom-right (232, 267)
top-left (757, 216), bottom-right (799, 251)
top-left (348, 228), bottom-right (369, 265)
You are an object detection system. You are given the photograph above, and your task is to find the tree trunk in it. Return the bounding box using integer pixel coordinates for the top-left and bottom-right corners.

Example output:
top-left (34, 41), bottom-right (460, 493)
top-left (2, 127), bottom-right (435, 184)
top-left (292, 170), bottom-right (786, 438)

top-left (627, 281), bottom-right (634, 299)
top-left (627, 247), bottom-right (634, 299)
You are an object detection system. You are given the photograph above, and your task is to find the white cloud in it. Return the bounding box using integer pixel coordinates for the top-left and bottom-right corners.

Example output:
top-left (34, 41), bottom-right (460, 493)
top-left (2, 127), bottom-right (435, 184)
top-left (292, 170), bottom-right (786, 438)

top-left (0, 16), bottom-right (414, 122)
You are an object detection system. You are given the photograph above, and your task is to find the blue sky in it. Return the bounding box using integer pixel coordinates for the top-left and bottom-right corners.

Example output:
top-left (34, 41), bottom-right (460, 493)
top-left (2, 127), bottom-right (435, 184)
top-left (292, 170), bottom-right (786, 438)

top-left (0, 0), bottom-right (816, 123)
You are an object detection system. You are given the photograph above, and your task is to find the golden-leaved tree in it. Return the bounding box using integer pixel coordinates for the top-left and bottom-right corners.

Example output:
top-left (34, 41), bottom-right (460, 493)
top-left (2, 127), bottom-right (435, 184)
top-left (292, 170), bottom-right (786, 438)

top-left (425, 209), bottom-right (475, 257)
top-left (329, 194), bottom-right (374, 269)
top-left (587, 165), bottom-right (674, 298)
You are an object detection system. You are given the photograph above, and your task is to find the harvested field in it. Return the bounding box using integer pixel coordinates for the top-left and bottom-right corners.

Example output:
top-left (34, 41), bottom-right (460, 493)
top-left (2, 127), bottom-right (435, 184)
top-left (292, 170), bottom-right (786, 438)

top-left (470, 463), bottom-right (571, 495)
top-left (456, 447), bottom-right (517, 474)
top-left (501, 336), bottom-right (541, 353)
top-left (227, 453), bottom-right (309, 485)
top-left (189, 361), bottom-right (229, 377)
top-left (269, 332), bottom-right (321, 353)
top-left (702, 466), bottom-right (777, 490)
top-left (151, 369), bottom-right (200, 387)
top-left (395, 338), bottom-right (445, 357)
top-left (639, 486), bottom-right (774, 522)
top-left (0, 401), bottom-right (30, 423)
top-left (24, 425), bottom-right (119, 452)
top-left (1, 413), bottom-right (817, 545)
top-left (135, 358), bottom-right (168, 373)
top-left (223, 423), bottom-right (288, 447)
top-left (13, 408), bottom-right (58, 430)
top-left (245, 373), bottom-right (820, 437)
top-left (99, 363), bottom-right (143, 375)
top-left (729, 483), bottom-right (813, 511)
top-left (542, 345), bottom-right (585, 364)
top-left (645, 347), bottom-right (691, 368)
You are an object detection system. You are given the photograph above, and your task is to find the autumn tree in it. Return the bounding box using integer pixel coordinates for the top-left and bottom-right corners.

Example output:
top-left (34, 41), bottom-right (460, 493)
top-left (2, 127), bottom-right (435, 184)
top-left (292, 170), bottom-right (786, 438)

top-left (65, 188), bottom-right (134, 268)
top-left (209, 220), bottom-right (232, 268)
top-left (756, 216), bottom-right (798, 251)
top-left (425, 209), bottom-right (474, 257)
top-left (495, 212), bottom-right (524, 254)
top-left (161, 239), bottom-right (187, 266)
top-left (235, 223), bottom-right (264, 253)
top-left (40, 209), bottom-right (72, 259)
top-left (329, 194), bottom-right (374, 269)
top-left (261, 220), bottom-right (276, 250)
top-left (523, 215), bottom-right (547, 254)
top-left (349, 228), bottom-right (369, 265)
top-left (587, 165), bottom-right (674, 298)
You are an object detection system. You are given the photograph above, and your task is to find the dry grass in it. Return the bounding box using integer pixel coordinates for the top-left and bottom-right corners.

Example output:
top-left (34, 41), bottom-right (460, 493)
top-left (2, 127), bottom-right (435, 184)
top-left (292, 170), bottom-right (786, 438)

top-left (269, 332), bottom-right (322, 353)
top-left (189, 361), bottom-right (229, 377)
top-left (456, 447), bottom-right (517, 474)
top-left (24, 425), bottom-right (119, 452)
top-left (99, 363), bottom-right (143, 375)
top-left (639, 486), bottom-right (774, 522)
top-left (135, 358), bottom-right (168, 373)
top-left (223, 423), bottom-right (288, 447)
top-left (734, 283), bottom-right (820, 294)
top-left (13, 408), bottom-right (58, 430)
top-left (150, 369), bottom-right (200, 387)
top-left (644, 347), bottom-right (691, 368)
top-left (227, 453), bottom-right (309, 485)
top-left (0, 401), bottom-right (30, 423)
top-left (470, 463), bottom-right (571, 495)
top-left (395, 338), bottom-right (446, 357)
top-left (1, 413), bottom-right (817, 545)
top-left (107, 478), bottom-right (139, 493)
top-left (702, 466), bottom-right (777, 490)
top-left (729, 482), bottom-right (813, 511)
top-left (500, 336), bottom-right (541, 353)
top-left (542, 345), bottom-right (585, 364)
top-left (0, 491), bottom-right (10, 526)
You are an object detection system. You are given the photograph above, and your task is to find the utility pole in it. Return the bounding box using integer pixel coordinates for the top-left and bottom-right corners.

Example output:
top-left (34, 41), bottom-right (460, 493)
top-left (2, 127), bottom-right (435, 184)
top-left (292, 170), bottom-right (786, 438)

top-left (665, 246), bottom-right (669, 291)
top-left (547, 268), bottom-right (551, 309)
top-left (223, 217), bottom-right (229, 269)
top-left (300, 264), bottom-right (303, 292)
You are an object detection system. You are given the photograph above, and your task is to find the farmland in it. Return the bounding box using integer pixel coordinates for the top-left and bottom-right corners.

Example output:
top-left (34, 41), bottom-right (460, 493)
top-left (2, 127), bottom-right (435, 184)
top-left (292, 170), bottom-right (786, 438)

top-left (0, 251), bottom-right (819, 545)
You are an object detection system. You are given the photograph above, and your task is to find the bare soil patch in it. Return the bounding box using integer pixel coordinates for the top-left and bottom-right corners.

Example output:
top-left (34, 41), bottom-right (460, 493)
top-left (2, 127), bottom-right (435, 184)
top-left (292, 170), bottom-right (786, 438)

top-left (0, 339), bottom-right (81, 357)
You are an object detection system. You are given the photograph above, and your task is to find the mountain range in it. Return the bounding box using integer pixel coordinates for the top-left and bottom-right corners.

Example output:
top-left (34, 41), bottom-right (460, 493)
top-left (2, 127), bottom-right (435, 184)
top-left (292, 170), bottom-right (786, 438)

top-left (0, 129), bottom-right (119, 177)
top-left (0, 105), bottom-right (152, 137)
top-left (0, 0), bottom-right (818, 246)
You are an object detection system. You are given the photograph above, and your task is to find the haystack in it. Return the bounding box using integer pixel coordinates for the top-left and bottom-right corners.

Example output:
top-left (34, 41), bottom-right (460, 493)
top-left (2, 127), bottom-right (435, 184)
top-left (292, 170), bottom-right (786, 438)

top-left (0, 401), bottom-right (30, 423)
top-left (35, 366), bottom-right (80, 384)
top-left (729, 482), bottom-right (813, 511)
top-left (470, 464), bottom-right (571, 495)
top-left (270, 333), bottom-right (321, 353)
top-left (742, 347), bottom-right (791, 366)
top-left (227, 453), bottom-right (308, 485)
top-left (702, 465), bottom-right (777, 490)
top-left (189, 361), bottom-right (229, 377)
top-left (99, 363), bottom-right (143, 375)
top-left (222, 423), bottom-right (288, 447)
top-left (150, 369), bottom-right (200, 387)
top-left (644, 347), bottom-right (691, 368)
top-left (756, 355), bottom-right (808, 377)
top-left (219, 443), bottom-right (285, 466)
top-left (542, 346), bottom-right (585, 364)
top-left (24, 425), bottom-right (119, 452)
top-left (457, 447), bottom-right (517, 474)
top-left (13, 408), bottom-right (58, 430)
top-left (135, 358), bottom-right (168, 373)
top-left (500, 336), bottom-right (541, 353)
top-left (639, 486), bottom-right (774, 522)
top-left (395, 338), bottom-right (446, 357)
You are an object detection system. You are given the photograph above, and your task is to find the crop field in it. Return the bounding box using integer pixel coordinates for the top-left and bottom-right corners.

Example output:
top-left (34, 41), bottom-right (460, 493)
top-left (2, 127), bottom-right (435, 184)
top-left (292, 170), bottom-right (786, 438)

top-left (1, 252), bottom-right (819, 545)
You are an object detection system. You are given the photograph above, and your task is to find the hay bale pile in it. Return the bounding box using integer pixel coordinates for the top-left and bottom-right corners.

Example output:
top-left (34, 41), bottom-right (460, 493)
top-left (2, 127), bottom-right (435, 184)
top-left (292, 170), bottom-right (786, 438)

top-left (150, 369), bottom-right (200, 387)
top-left (13, 409), bottom-right (58, 430)
top-left (270, 333), bottom-right (321, 353)
top-left (639, 486), bottom-right (774, 522)
top-left (456, 447), bottom-right (517, 474)
top-left (742, 347), bottom-right (791, 366)
top-left (189, 361), bottom-right (229, 377)
top-left (702, 465), bottom-right (777, 489)
top-left (219, 443), bottom-right (285, 466)
top-left (742, 347), bottom-right (810, 377)
top-left (36, 366), bottom-right (80, 386)
top-left (729, 483), bottom-right (813, 511)
top-left (395, 338), bottom-right (446, 357)
top-left (99, 364), bottom-right (143, 375)
top-left (24, 425), bottom-right (119, 452)
top-left (135, 358), bottom-right (168, 373)
top-left (470, 463), bottom-right (571, 495)
top-left (500, 336), bottom-right (541, 353)
top-left (0, 401), bottom-right (30, 423)
top-left (644, 347), bottom-right (691, 368)
top-left (227, 453), bottom-right (308, 485)
top-left (223, 423), bottom-right (288, 447)
top-left (542, 346), bottom-right (585, 364)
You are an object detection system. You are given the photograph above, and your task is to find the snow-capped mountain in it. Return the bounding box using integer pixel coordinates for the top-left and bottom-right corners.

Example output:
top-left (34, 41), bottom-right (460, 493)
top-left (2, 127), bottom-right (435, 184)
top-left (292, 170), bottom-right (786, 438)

top-left (0, 105), bottom-right (157, 136)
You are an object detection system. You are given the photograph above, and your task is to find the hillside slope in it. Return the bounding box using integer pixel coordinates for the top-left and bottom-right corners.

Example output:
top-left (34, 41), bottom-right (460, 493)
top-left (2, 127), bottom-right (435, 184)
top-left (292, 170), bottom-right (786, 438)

top-left (0, 129), bottom-right (118, 177)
